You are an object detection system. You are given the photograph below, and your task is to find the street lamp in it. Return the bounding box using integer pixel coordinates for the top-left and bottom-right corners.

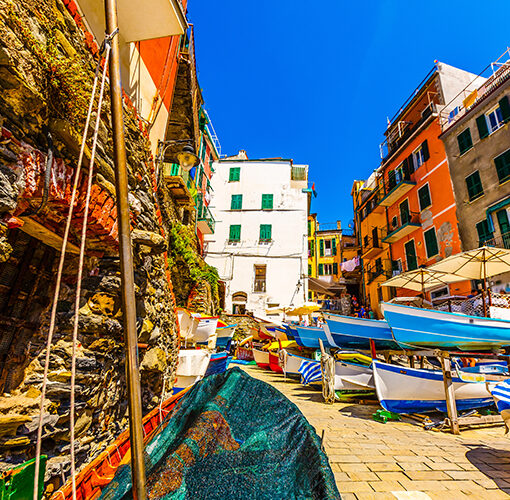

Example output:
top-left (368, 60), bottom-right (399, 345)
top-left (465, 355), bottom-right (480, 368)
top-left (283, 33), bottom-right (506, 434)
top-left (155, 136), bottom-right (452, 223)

top-left (156, 139), bottom-right (200, 186)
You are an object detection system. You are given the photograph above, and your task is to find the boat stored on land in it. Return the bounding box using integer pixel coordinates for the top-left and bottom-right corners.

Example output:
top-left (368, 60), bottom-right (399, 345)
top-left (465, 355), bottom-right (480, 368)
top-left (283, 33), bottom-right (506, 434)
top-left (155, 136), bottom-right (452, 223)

top-left (323, 312), bottom-right (399, 350)
top-left (372, 360), bottom-right (493, 414)
top-left (335, 360), bottom-right (374, 391)
top-left (295, 325), bottom-right (335, 349)
top-left (381, 302), bottom-right (510, 351)
top-left (215, 323), bottom-right (237, 350)
top-left (174, 350), bottom-right (211, 392)
top-left (253, 347), bottom-right (270, 369)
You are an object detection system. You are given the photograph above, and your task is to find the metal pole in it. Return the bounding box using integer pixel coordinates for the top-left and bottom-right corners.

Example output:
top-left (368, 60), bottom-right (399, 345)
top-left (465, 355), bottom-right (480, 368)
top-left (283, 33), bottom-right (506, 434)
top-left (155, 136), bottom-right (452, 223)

top-left (104, 1), bottom-right (147, 498)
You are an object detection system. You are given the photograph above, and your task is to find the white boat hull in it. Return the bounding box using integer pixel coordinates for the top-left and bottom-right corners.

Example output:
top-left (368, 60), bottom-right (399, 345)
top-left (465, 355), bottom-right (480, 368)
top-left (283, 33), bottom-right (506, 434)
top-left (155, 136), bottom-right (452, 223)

top-left (373, 360), bottom-right (493, 414)
top-left (194, 317), bottom-right (219, 343)
top-left (335, 361), bottom-right (374, 391)
top-left (253, 348), bottom-right (270, 368)
top-left (175, 349), bottom-right (211, 390)
top-left (281, 350), bottom-right (313, 377)
top-left (176, 308), bottom-right (199, 340)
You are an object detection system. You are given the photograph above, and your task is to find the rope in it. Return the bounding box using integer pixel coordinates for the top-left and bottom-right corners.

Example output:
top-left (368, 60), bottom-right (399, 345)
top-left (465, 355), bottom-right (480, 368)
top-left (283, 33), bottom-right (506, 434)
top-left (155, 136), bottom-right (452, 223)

top-left (69, 39), bottom-right (112, 500)
top-left (32, 30), bottom-right (115, 500)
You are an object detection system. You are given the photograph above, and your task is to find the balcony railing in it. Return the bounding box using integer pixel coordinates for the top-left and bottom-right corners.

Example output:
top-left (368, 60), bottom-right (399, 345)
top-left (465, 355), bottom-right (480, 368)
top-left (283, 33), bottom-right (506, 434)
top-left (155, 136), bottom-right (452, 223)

top-left (196, 196), bottom-right (215, 235)
top-left (480, 231), bottom-right (510, 249)
top-left (291, 166), bottom-right (307, 181)
top-left (379, 171), bottom-right (416, 207)
top-left (361, 228), bottom-right (387, 259)
top-left (366, 262), bottom-right (393, 283)
top-left (384, 211), bottom-right (421, 243)
top-left (359, 190), bottom-right (385, 219)
top-left (163, 163), bottom-right (197, 206)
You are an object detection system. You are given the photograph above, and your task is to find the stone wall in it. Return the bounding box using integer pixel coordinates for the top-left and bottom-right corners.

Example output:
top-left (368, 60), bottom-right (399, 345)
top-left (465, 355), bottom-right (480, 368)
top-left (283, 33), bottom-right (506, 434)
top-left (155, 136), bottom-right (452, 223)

top-left (0, 0), bottom-right (217, 489)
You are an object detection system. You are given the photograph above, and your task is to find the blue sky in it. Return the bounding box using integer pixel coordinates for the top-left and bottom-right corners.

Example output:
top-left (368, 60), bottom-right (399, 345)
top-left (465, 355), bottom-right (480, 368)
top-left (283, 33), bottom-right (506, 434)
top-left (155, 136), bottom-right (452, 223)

top-left (190, 1), bottom-right (509, 228)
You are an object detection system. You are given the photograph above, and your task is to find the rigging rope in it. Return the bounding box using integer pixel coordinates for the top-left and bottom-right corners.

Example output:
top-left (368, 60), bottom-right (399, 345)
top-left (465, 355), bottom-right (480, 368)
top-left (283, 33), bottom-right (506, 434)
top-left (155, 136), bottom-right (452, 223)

top-left (33, 31), bottom-right (115, 500)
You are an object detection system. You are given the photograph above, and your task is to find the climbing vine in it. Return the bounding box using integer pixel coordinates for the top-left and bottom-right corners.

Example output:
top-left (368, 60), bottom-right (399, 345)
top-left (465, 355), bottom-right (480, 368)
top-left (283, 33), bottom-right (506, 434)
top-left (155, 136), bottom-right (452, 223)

top-left (169, 223), bottom-right (220, 297)
top-left (3, 1), bottom-right (92, 125)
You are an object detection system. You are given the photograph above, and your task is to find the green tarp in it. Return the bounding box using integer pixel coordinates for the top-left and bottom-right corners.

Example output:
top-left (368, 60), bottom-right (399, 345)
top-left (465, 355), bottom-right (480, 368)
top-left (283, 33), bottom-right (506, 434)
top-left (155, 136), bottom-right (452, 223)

top-left (100, 367), bottom-right (339, 499)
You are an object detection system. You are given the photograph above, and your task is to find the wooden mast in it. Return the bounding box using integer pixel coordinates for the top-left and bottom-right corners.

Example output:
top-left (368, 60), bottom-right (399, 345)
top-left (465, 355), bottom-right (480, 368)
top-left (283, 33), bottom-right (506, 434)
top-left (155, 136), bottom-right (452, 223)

top-left (104, 1), bottom-right (147, 498)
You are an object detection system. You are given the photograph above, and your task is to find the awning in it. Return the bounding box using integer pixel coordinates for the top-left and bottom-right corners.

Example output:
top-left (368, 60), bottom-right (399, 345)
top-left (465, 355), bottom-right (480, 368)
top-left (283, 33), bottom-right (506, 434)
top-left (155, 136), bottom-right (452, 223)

top-left (308, 277), bottom-right (341, 297)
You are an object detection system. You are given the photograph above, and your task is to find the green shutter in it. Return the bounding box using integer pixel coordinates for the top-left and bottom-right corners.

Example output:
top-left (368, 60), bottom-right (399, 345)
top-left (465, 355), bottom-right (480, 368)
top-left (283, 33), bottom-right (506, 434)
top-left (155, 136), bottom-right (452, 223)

top-left (333, 262), bottom-right (338, 275)
top-left (259, 224), bottom-right (272, 241)
top-left (495, 151), bottom-right (510, 183)
top-left (318, 263), bottom-right (323, 275)
top-left (231, 194), bottom-right (242, 210)
top-left (405, 240), bottom-right (418, 270)
top-left (229, 225), bottom-right (241, 241)
top-left (308, 264), bottom-right (312, 276)
top-left (476, 219), bottom-right (493, 244)
top-left (418, 184), bottom-right (431, 210)
top-left (499, 96), bottom-right (510, 123)
top-left (310, 240), bottom-right (314, 257)
top-left (261, 194), bottom-right (273, 209)
top-left (424, 228), bottom-right (439, 258)
top-left (307, 221), bottom-right (311, 236)
top-left (465, 171), bottom-right (484, 201)
top-left (476, 115), bottom-right (489, 140)
top-left (332, 238), bottom-right (337, 256)
top-left (229, 167), bottom-right (240, 181)
top-left (457, 129), bottom-right (473, 155)
top-left (421, 140), bottom-right (430, 162)
top-left (319, 239), bottom-right (324, 257)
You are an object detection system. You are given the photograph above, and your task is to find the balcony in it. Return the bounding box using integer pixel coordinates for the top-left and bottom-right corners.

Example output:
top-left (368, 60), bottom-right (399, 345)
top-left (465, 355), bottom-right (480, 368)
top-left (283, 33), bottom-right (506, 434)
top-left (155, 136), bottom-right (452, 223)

top-left (196, 197), bottom-right (215, 235)
top-left (162, 163), bottom-right (196, 206)
top-left (379, 174), bottom-right (416, 207)
top-left (366, 262), bottom-right (392, 284)
top-left (481, 231), bottom-right (510, 249)
top-left (383, 212), bottom-right (421, 243)
top-left (359, 190), bottom-right (385, 219)
top-left (361, 229), bottom-right (386, 259)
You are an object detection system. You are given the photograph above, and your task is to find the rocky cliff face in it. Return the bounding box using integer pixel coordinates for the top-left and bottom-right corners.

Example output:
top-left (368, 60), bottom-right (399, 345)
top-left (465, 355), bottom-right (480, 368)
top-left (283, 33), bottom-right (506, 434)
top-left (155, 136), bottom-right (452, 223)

top-left (0, 0), bottom-right (218, 490)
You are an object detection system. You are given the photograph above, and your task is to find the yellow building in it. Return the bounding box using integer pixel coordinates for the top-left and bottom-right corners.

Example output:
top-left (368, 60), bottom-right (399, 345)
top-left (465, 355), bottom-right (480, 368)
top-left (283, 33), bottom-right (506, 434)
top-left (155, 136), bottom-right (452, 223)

top-left (307, 215), bottom-right (360, 302)
top-left (352, 176), bottom-right (394, 318)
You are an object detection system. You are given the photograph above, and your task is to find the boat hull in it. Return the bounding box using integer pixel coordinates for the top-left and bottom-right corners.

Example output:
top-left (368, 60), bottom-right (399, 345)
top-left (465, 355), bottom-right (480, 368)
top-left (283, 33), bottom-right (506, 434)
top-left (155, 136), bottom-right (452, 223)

top-left (295, 325), bottom-right (335, 349)
top-left (335, 361), bottom-right (374, 391)
top-left (323, 313), bottom-right (399, 350)
top-left (373, 360), bottom-right (493, 414)
top-left (269, 351), bottom-right (283, 373)
top-left (253, 348), bottom-right (270, 369)
top-left (175, 349), bottom-right (211, 390)
top-left (281, 350), bottom-right (314, 378)
top-left (382, 302), bottom-right (510, 351)
top-left (194, 317), bottom-right (219, 343)
top-left (215, 324), bottom-right (236, 350)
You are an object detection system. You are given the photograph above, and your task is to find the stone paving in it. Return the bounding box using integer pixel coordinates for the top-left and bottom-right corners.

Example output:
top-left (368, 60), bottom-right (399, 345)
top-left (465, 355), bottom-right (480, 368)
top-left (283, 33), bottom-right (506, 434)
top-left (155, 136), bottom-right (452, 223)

top-left (240, 363), bottom-right (510, 499)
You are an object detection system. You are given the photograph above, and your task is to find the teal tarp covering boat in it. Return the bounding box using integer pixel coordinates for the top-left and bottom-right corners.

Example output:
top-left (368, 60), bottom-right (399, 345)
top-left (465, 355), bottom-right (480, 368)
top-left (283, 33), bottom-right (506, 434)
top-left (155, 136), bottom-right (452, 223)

top-left (100, 367), bottom-right (339, 499)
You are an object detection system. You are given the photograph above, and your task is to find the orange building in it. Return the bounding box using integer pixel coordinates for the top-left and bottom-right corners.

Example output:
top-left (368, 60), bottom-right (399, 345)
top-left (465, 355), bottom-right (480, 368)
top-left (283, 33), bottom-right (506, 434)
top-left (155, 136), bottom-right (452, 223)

top-left (356, 62), bottom-right (484, 309)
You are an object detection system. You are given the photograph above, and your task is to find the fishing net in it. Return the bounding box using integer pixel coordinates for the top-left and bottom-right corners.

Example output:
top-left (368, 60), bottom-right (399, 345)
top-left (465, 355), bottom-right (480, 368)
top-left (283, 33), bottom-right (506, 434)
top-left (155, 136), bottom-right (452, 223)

top-left (99, 367), bottom-right (339, 500)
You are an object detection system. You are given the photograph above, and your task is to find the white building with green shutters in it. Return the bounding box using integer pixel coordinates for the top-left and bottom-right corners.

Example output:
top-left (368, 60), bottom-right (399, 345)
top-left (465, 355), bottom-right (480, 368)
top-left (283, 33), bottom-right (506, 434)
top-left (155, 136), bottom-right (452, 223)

top-left (204, 150), bottom-right (310, 320)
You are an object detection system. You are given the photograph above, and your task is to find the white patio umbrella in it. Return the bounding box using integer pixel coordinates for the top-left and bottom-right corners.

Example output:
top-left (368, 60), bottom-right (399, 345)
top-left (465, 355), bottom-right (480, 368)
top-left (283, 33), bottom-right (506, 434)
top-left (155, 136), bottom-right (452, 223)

top-left (381, 267), bottom-right (463, 295)
top-left (428, 247), bottom-right (510, 284)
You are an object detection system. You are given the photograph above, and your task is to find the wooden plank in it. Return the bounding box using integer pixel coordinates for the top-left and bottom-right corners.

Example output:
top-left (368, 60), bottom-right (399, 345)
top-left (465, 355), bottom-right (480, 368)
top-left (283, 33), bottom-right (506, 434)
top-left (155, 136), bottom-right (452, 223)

top-left (458, 415), bottom-right (503, 426)
top-left (440, 356), bottom-right (460, 435)
top-left (20, 217), bottom-right (79, 254)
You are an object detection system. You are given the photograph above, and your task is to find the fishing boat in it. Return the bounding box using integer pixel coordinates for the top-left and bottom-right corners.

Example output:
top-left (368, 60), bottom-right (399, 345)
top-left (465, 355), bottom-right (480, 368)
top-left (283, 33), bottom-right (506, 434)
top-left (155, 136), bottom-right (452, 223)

top-left (489, 380), bottom-right (510, 432)
top-left (204, 351), bottom-right (231, 377)
top-left (174, 349), bottom-right (211, 392)
top-left (215, 323), bottom-right (237, 350)
top-left (193, 316), bottom-right (219, 344)
top-left (323, 312), bottom-right (399, 350)
top-left (381, 302), bottom-right (510, 351)
top-left (372, 360), bottom-right (494, 414)
top-left (281, 350), bottom-right (315, 378)
top-left (253, 347), bottom-right (270, 369)
top-left (268, 351), bottom-right (284, 373)
top-left (176, 307), bottom-right (199, 341)
top-left (295, 325), bottom-right (335, 349)
top-left (335, 360), bottom-right (375, 391)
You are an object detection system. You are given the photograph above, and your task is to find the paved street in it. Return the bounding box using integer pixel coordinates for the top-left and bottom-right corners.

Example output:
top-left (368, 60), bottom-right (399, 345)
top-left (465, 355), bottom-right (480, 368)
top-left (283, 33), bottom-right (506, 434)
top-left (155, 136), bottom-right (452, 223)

top-left (240, 364), bottom-right (510, 499)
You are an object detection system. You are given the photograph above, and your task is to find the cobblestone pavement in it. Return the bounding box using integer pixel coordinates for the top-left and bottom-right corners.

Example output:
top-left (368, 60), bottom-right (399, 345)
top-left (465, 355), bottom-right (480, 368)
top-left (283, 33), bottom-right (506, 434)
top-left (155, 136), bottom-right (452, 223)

top-left (239, 363), bottom-right (510, 499)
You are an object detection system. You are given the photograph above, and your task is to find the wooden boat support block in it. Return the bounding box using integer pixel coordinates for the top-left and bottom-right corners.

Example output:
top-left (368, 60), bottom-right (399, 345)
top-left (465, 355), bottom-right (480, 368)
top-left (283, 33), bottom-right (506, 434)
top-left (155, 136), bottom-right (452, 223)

top-left (457, 414), bottom-right (504, 426)
top-left (20, 217), bottom-right (80, 254)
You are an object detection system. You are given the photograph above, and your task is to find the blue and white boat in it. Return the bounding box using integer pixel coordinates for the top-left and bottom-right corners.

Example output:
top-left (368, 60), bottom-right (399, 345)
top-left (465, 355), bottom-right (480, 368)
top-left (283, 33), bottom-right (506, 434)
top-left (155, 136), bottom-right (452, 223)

top-left (295, 325), bottom-right (335, 349)
top-left (323, 312), bottom-right (399, 350)
top-left (215, 323), bottom-right (237, 350)
top-left (372, 360), bottom-right (494, 414)
top-left (381, 302), bottom-right (510, 351)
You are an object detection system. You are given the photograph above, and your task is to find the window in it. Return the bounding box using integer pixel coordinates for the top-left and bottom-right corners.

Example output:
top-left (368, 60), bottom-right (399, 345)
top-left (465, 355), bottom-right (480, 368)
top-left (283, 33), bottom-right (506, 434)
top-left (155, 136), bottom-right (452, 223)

top-left (457, 128), bottom-right (473, 155)
top-left (417, 184), bottom-right (431, 211)
top-left (476, 219), bottom-right (493, 245)
top-left (291, 166), bottom-right (306, 180)
top-left (261, 194), bottom-right (273, 210)
top-left (392, 259), bottom-right (402, 276)
top-left (465, 171), bottom-right (484, 201)
top-left (229, 224), bottom-right (241, 242)
top-left (431, 287), bottom-right (449, 300)
top-left (404, 240), bottom-right (418, 270)
top-left (413, 141), bottom-right (429, 170)
top-left (424, 228), bottom-right (439, 258)
top-left (487, 106), bottom-right (504, 133)
top-left (495, 150), bottom-right (510, 184)
top-left (229, 167), bottom-right (240, 182)
top-left (308, 264), bottom-right (312, 276)
top-left (333, 262), bottom-right (338, 275)
top-left (324, 239), bottom-right (332, 256)
top-left (318, 263), bottom-right (324, 275)
top-left (231, 194), bottom-right (243, 210)
top-left (254, 265), bottom-right (266, 292)
top-left (308, 240), bottom-right (314, 257)
top-left (259, 224), bottom-right (272, 241)
top-left (324, 264), bottom-right (332, 275)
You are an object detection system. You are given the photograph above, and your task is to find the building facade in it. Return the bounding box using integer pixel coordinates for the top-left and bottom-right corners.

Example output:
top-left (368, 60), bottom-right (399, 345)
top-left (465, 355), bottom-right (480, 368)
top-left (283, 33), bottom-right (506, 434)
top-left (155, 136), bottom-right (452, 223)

top-left (205, 152), bottom-right (309, 320)
top-left (354, 62), bottom-right (483, 312)
top-left (440, 54), bottom-right (510, 290)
